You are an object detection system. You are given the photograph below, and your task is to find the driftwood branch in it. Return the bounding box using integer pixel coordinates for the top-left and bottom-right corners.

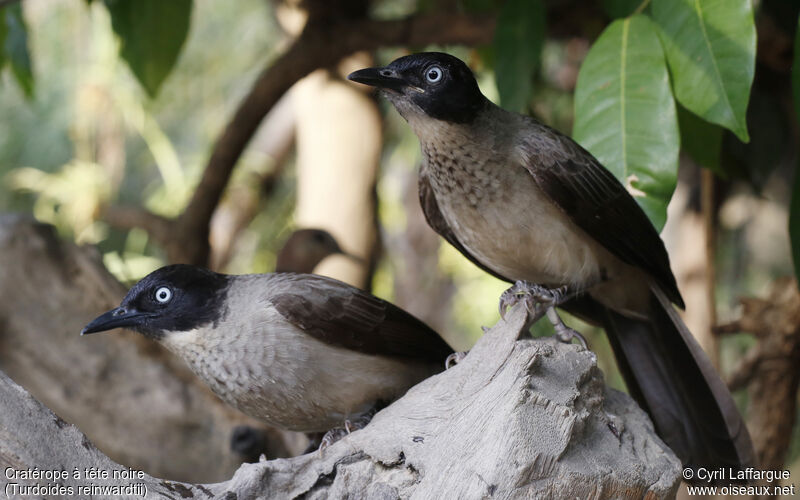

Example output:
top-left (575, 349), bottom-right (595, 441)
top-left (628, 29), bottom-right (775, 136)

top-left (0, 227), bottom-right (681, 498)
top-left (105, 11), bottom-right (496, 265)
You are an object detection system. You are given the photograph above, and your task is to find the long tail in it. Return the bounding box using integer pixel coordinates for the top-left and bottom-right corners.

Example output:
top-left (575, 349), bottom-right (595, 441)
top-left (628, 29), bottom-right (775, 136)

top-left (577, 288), bottom-right (755, 471)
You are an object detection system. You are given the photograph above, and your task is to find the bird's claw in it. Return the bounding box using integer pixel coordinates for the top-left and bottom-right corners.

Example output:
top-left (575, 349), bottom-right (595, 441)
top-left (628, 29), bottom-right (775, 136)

top-left (318, 428), bottom-right (347, 453)
top-left (445, 351), bottom-right (468, 369)
top-left (317, 411), bottom-right (376, 453)
top-left (499, 281), bottom-right (568, 319)
top-left (499, 281), bottom-right (535, 319)
top-left (553, 323), bottom-right (588, 349)
top-left (544, 307), bottom-right (590, 349)
top-left (499, 281), bottom-right (590, 349)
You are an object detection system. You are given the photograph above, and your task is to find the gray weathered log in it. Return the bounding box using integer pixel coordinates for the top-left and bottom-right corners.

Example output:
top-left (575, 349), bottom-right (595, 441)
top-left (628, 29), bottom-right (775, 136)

top-left (0, 293), bottom-right (681, 499)
top-left (0, 215), bottom-right (304, 483)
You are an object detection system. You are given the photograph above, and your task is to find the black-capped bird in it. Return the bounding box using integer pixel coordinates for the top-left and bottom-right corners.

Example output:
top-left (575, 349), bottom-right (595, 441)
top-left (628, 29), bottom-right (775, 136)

top-left (82, 265), bottom-right (452, 440)
top-left (348, 52), bottom-right (754, 471)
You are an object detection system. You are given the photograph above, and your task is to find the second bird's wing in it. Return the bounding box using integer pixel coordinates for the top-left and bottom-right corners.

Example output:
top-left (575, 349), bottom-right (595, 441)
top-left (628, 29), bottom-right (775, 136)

top-left (268, 273), bottom-right (453, 363)
top-left (520, 124), bottom-right (684, 308)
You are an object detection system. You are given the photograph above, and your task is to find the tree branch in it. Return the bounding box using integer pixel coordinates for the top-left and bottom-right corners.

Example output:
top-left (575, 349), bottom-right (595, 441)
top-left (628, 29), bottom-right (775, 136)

top-left (103, 205), bottom-right (174, 247)
top-left (179, 11), bottom-right (495, 259)
top-left (726, 347), bottom-right (763, 391)
top-left (105, 11), bottom-right (496, 266)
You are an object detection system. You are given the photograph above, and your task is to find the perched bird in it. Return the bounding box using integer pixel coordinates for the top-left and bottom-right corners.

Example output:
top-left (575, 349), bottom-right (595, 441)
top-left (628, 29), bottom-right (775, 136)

top-left (82, 265), bottom-right (452, 439)
top-left (349, 52), bottom-right (754, 471)
top-left (275, 228), bottom-right (358, 274)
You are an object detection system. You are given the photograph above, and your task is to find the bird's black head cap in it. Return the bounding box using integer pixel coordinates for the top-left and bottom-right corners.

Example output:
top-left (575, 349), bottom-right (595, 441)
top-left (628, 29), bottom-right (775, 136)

top-left (81, 264), bottom-right (230, 340)
top-left (348, 52), bottom-right (486, 124)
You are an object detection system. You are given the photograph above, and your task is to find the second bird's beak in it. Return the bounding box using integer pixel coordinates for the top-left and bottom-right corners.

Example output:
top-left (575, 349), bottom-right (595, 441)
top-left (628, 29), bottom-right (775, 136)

top-left (81, 307), bottom-right (145, 335)
top-left (347, 67), bottom-right (407, 92)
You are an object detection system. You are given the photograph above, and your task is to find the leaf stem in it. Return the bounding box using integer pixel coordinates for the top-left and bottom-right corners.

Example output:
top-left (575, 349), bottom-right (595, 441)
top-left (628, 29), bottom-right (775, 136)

top-left (632, 0), bottom-right (651, 15)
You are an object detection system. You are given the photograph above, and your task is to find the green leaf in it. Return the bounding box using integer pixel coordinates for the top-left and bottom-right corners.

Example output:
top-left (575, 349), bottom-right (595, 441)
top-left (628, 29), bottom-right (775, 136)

top-left (790, 14), bottom-right (800, 284)
top-left (493, 0), bottom-right (545, 112)
top-left (3, 5), bottom-right (34, 97)
top-left (677, 105), bottom-right (723, 176)
top-left (573, 15), bottom-right (679, 231)
top-left (104, 0), bottom-right (192, 98)
top-left (651, 0), bottom-right (755, 142)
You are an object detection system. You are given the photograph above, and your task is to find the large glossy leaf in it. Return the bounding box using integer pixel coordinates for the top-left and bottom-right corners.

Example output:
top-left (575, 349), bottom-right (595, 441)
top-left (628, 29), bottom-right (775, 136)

top-left (104, 0), bottom-right (192, 98)
top-left (790, 14), bottom-right (800, 284)
top-left (3, 5), bottom-right (34, 97)
top-left (573, 15), bottom-right (679, 231)
top-left (651, 0), bottom-right (755, 142)
top-left (493, 0), bottom-right (545, 112)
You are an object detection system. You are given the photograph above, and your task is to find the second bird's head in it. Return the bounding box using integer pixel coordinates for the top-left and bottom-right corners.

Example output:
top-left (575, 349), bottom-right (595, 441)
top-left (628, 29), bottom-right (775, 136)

top-left (348, 52), bottom-right (487, 125)
top-left (81, 264), bottom-right (229, 340)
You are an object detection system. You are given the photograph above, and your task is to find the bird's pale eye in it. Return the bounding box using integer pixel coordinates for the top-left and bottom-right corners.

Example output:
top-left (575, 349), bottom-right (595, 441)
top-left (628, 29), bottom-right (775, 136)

top-left (425, 66), bottom-right (443, 83)
top-left (154, 286), bottom-right (173, 303)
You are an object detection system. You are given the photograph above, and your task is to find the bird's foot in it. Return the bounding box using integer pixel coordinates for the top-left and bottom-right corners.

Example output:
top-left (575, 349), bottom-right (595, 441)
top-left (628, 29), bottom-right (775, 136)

top-left (547, 308), bottom-right (589, 349)
top-left (318, 410), bottom-right (377, 452)
top-left (445, 351), bottom-right (468, 369)
top-left (319, 428), bottom-right (347, 452)
top-left (499, 281), bottom-right (569, 319)
top-left (499, 281), bottom-right (589, 349)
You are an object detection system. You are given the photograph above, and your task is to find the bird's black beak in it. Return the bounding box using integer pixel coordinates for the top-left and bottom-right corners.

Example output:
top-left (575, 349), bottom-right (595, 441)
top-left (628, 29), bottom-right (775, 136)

top-left (347, 67), bottom-right (408, 92)
top-left (81, 306), bottom-right (145, 335)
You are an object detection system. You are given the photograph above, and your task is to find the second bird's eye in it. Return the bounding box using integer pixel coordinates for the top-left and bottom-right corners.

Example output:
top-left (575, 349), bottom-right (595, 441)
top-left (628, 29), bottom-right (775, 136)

top-left (425, 66), bottom-right (443, 83)
top-left (154, 286), bottom-right (173, 303)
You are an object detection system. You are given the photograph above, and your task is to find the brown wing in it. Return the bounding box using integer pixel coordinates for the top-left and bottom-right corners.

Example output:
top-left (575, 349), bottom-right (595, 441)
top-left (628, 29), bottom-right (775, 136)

top-left (269, 273), bottom-right (453, 363)
top-left (418, 173), bottom-right (511, 284)
top-left (521, 124), bottom-right (683, 307)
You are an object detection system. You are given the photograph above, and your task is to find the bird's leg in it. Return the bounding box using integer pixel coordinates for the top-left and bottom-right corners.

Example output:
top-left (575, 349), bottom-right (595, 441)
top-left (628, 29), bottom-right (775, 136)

top-left (498, 281), bottom-right (588, 349)
top-left (546, 307), bottom-right (588, 349)
top-left (499, 281), bottom-right (560, 319)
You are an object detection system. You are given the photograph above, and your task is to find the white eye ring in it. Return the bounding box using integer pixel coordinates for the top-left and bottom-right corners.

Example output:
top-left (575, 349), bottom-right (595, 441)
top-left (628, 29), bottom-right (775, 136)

top-left (425, 66), bottom-right (443, 83)
top-left (154, 286), bottom-right (172, 303)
